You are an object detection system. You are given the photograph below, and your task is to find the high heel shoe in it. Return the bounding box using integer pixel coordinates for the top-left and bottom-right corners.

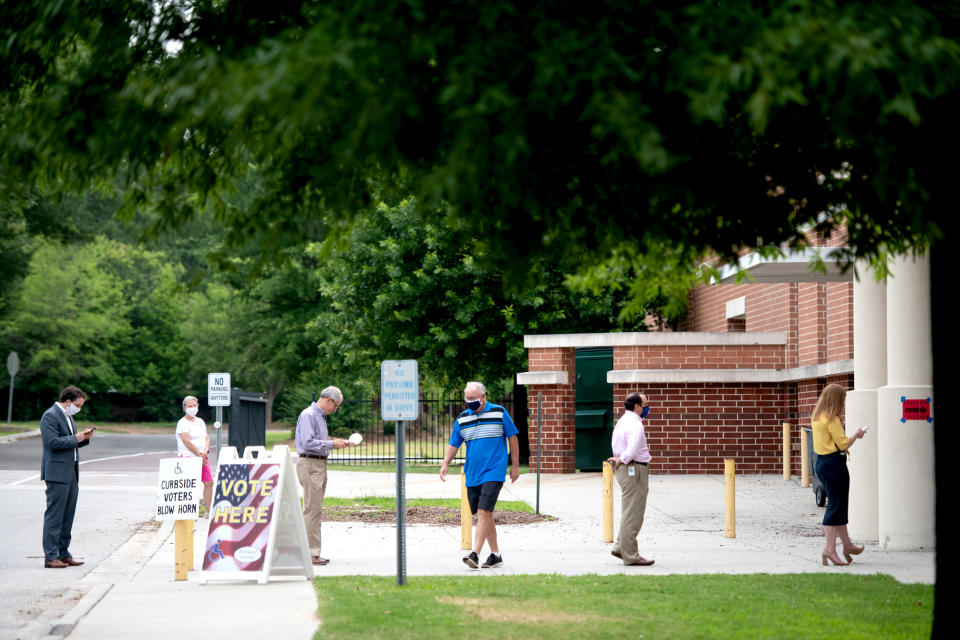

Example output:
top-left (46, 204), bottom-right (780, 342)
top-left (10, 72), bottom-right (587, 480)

top-left (821, 550), bottom-right (848, 566)
top-left (842, 544), bottom-right (865, 564)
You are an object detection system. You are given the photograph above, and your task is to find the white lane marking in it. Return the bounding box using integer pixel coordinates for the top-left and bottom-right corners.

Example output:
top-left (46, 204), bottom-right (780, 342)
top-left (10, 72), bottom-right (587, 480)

top-left (6, 451), bottom-right (173, 486)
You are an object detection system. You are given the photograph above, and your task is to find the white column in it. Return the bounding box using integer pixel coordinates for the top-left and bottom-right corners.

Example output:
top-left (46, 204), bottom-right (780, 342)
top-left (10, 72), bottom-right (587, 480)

top-left (877, 254), bottom-right (935, 549)
top-left (846, 261), bottom-right (885, 541)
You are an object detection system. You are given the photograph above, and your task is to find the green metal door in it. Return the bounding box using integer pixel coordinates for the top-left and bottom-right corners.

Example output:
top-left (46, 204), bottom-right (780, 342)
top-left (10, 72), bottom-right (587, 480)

top-left (575, 348), bottom-right (613, 471)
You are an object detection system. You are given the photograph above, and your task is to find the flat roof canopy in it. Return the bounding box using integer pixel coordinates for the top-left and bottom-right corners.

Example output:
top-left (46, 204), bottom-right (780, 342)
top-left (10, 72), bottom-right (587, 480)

top-left (715, 247), bottom-right (853, 284)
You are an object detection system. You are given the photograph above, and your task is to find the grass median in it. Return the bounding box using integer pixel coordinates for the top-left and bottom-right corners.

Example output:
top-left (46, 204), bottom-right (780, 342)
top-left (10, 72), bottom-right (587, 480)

top-left (312, 573), bottom-right (932, 639)
top-left (323, 497), bottom-right (535, 512)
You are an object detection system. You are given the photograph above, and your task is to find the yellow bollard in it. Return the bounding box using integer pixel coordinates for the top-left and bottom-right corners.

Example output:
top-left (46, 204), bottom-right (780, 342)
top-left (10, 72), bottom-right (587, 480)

top-left (724, 459), bottom-right (736, 538)
top-left (460, 466), bottom-right (472, 550)
top-left (602, 461), bottom-right (614, 543)
top-left (800, 427), bottom-right (810, 488)
top-left (174, 519), bottom-right (192, 580)
top-left (782, 422), bottom-right (792, 480)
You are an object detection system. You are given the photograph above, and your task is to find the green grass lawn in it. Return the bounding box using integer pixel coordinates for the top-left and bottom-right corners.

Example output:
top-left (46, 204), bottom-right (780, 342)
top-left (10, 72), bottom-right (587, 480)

top-left (328, 440), bottom-right (458, 461)
top-left (329, 463), bottom-right (442, 474)
top-left (260, 434), bottom-right (462, 461)
top-left (312, 574), bottom-right (932, 639)
top-left (326, 463), bottom-right (531, 475)
top-left (2, 420), bottom-right (41, 430)
top-left (1, 420), bottom-right (176, 433)
top-left (265, 431), bottom-right (294, 448)
top-left (1, 421), bottom-right (41, 436)
top-left (323, 496), bottom-right (534, 513)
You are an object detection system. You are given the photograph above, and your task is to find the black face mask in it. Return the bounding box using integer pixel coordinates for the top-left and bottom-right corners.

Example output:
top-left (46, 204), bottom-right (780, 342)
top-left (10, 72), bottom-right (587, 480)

top-left (466, 400), bottom-right (482, 411)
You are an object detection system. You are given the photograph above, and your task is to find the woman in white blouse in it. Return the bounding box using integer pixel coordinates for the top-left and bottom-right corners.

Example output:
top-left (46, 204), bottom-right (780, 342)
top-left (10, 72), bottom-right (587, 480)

top-left (175, 395), bottom-right (213, 517)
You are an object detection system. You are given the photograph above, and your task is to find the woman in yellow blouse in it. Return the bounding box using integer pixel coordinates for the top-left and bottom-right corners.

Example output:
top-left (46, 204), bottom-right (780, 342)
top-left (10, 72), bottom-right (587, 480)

top-left (812, 384), bottom-right (867, 566)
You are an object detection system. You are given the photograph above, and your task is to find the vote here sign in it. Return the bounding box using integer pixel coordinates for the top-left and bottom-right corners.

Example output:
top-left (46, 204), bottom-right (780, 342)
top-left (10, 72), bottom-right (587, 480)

top-left (203, 462), bottom-right (280, 573)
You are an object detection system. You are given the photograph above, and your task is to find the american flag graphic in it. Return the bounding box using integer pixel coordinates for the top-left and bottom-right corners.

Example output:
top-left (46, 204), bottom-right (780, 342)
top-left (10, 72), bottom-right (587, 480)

top-left (203, 463), bottom-right (280, 572)
top-left (214, 463), bottom-right (251, 506)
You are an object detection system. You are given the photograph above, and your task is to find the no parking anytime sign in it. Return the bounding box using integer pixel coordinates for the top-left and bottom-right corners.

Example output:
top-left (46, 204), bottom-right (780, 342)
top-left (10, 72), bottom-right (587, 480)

top-left (208, 373), bottom-right (231, 406)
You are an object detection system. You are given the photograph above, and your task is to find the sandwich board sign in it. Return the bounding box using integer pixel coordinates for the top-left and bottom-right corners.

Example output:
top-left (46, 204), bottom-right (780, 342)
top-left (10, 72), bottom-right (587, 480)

top-left (155, 457), bottom-right (202, 521)
top-left (199, 444), bottom-right (313, 584)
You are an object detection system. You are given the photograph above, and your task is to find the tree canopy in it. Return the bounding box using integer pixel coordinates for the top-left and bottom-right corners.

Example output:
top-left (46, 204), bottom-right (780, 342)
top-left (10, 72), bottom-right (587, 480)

top-left (314, 194), bottom-right (639, 395)
top-left (3, 1), bottom-right (956, 278)
top-left (2, 2), bottom-right (955, 629)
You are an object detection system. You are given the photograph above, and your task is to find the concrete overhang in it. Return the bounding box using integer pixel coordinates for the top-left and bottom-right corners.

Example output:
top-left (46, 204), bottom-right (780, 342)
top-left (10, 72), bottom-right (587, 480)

top-left (523, 332), bottom-right (785, 349)
top-left (716, 248), bottom-right (852, 284)
top-left (516, 371), bottom-right (569, 385)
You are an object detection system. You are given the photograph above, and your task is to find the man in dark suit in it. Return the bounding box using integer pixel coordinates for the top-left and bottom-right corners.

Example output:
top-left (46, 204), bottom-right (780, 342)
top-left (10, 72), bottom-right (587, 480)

top-left (41, 385), bottom-right (95, 568)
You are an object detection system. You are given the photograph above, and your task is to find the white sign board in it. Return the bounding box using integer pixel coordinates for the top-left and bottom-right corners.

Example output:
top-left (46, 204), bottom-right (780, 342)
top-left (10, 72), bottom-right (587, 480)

top-left (208, 372), bottom-right (231, 406)
top-left (155, 457), bottom-right (202, 521)
top-left (381, 360), bottom-right (418, 421)
top-left (200, 445), bottom-right (313, 585)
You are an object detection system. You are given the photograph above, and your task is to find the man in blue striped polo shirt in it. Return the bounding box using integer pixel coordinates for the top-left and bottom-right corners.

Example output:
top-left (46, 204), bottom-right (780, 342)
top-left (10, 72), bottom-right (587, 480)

top-left (439, 381), bottom-right (520, 569)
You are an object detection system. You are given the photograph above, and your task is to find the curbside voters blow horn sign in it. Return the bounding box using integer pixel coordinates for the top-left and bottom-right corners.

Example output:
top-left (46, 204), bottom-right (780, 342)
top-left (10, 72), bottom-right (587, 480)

top-left (156, 458), bottom-right (202, 521)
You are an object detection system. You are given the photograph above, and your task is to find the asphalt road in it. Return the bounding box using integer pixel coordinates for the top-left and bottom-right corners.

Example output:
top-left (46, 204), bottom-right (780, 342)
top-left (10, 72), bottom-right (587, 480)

top-left (0, 433), bottom-right (179, 640)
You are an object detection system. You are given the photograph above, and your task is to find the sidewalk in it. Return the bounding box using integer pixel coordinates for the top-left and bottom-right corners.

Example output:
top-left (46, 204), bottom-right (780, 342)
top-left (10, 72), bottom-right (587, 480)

top-left (49, 516), bottom-right (317, 640)
top-left (52, 469), bottom-right (935, 639)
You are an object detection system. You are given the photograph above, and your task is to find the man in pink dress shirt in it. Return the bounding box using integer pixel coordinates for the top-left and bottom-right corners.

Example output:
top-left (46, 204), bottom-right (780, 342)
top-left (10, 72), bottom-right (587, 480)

top-left (608, 391), bottom-right (654, 566)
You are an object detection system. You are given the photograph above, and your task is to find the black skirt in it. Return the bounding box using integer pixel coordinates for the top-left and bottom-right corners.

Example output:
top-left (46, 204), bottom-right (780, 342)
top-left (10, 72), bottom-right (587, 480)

top-left (815, 451), bottom-right (849, 526)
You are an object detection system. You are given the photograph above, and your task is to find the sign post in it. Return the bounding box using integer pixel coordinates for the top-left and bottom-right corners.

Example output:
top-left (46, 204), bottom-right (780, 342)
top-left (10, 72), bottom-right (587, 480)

top-left (6, 351), bottom-right (19, 426)
top-left (380, 360), bottom-right (418, 586)
top-left (208, 373), bottom-right (231, 459)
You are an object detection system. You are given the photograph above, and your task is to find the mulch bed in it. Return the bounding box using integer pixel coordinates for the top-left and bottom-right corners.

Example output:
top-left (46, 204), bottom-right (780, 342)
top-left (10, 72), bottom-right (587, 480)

top-left (324, 505), bottom-right (555, 526)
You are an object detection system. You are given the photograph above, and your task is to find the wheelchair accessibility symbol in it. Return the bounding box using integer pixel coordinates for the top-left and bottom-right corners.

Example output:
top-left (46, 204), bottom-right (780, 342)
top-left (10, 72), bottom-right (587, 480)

top-left (208, 539), bottom-right (225, 562)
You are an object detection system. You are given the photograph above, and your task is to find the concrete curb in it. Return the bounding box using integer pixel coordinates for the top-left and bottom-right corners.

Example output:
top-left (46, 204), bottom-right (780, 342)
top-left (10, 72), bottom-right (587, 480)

top-left (39, 520), bottom-right (174, 638)
top-left (40, 584), bottom-right (113, 639)
top-left (0, 428), bottom-right (40, 443)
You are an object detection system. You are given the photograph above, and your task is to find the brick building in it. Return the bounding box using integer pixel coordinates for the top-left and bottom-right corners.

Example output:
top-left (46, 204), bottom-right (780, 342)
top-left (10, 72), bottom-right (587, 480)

top-left (517, 236), bottom-right (856, 477)
top-left (517, 245), bottom-right (934, 550)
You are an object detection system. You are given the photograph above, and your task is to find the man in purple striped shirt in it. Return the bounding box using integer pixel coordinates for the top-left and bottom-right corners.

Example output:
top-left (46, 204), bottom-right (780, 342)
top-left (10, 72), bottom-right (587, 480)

top-left (608, 391), bottom-right (655, 566)
top-left (296, 386), bottom-right (351, 566)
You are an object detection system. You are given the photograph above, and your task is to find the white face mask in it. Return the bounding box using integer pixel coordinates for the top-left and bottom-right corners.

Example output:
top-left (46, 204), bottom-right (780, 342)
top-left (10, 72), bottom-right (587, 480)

top-left (185, 407), bottom-right (199, 417)
top-left (64, 403), bottom-right (81, 417)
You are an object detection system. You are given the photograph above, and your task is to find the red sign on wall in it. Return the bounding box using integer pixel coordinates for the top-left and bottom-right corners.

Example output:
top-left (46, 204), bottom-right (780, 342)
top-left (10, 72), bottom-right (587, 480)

top-left (901, 397), bottom-right (932, 423)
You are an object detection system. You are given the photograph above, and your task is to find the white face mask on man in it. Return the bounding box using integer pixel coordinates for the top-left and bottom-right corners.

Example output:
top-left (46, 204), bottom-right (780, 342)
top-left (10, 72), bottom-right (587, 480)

top-left (63, 402), bottom-right (82, 417)
top-left (185, 407), bottom-right (199, 417)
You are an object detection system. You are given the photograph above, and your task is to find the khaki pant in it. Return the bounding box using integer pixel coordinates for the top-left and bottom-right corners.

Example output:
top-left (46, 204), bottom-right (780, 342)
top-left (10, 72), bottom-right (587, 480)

top-left (296, 456), bottom-right (328, 556)
top-left (613, 462), bottom-right (649, 564)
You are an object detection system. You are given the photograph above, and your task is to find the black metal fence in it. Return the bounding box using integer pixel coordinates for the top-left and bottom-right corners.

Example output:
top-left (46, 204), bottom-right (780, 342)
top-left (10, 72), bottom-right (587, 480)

top-left (326, 393), bottom-right (515, 465)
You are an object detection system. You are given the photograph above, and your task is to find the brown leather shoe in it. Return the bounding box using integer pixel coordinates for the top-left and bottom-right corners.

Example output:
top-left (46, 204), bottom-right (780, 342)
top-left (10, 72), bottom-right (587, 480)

top-left (311, 555), bottom-right (329, 565)
top-left (44, 559), bottom-right (69, 568)
top-left (59, 557), bottom-right (84, 566)
top-left (625, 557), bottom-right (655, 566)
top-left (611, 550), bottom-right (622, 559)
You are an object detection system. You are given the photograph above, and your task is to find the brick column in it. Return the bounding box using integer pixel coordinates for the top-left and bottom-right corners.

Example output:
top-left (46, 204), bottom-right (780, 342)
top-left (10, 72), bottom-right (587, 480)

top-left (798, 282), bottom-right (827, 366)
top-left (525, 347), bottom-right (576, 473)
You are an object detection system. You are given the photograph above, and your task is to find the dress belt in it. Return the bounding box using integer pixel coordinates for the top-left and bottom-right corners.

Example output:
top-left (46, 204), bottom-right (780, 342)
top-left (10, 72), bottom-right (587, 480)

top-left (300, 453), bottom-right (327, 460)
